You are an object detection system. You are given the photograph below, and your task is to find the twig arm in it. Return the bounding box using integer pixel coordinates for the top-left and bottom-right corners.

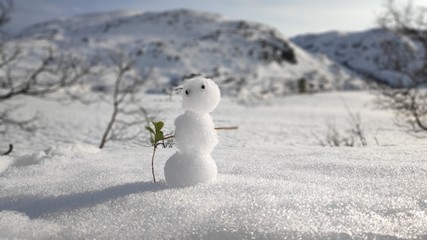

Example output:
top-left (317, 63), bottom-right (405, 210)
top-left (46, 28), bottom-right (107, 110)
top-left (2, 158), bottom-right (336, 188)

top-left (160, 126), bottom-right (238, 141)
top-left (162, 135), bottom-right (175, 141)
top-left (215, 126), bottom-right (239, 130)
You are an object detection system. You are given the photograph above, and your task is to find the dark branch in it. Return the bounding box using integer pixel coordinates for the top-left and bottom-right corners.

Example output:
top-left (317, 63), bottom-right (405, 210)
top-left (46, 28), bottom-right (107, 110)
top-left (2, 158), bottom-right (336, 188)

top-left (0, 0), bottom-right (13, 28)
top-left (1, 143), bottom-right (12, 155)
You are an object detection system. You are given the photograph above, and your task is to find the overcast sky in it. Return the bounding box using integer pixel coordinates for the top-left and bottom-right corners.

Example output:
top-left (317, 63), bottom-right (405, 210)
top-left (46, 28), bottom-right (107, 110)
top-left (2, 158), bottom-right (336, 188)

top-left (5, 0), bottom-right (424, 37)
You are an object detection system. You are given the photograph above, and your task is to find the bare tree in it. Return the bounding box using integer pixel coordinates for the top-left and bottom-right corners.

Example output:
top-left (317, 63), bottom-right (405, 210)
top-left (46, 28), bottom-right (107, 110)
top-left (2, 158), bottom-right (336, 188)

top-left (0, 45), bottom-right (94, 131)
top-left (0, 1), bottom-right (97, 153)
top-left (98, 50), bottom-right (152, 149)
top-left (0, 104), bottom-right (38, 134)
top-left (0, 0), bottom-right (12, 28)
top-left (0, 47), bottom-right (93, 100)
top-left (0, 45), bottom-right (95, 154)
top-left (377, 0), bottom-right (427, 136)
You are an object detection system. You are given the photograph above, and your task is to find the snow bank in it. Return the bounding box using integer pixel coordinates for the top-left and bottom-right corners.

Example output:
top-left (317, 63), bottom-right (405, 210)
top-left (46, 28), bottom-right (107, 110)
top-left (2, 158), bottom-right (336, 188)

top-left (44, 142), bottom-right (100, 156)
top-left (0, 211), bottom-right (63, 239)
top-left (0, 143), bottom-right (100, 174)
top-left (1, 146), bottom-right (426, 239)
top-left (0, 156), bottom-right (13, 173)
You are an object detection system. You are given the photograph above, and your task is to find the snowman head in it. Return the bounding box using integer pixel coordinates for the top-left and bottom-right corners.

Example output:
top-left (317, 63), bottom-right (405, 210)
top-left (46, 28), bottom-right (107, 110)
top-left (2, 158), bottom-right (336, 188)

top-left (182, 76), bottom-right (221, 114)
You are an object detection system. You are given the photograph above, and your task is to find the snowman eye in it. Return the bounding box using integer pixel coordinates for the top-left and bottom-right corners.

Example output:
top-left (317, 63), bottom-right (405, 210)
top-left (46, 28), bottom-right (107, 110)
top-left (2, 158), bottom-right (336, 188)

top-left (185, 90), bottom-right (189, 96)
top-left (201, 85), bottom-right (205, 89)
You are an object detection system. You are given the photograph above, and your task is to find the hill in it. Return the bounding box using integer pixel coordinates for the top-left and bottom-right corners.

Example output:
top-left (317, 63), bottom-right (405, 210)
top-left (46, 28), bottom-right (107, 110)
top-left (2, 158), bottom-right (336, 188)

top-left (292, 28), bottom-right (425, 87)
top-left (15, 9), bottom-right (366, 98)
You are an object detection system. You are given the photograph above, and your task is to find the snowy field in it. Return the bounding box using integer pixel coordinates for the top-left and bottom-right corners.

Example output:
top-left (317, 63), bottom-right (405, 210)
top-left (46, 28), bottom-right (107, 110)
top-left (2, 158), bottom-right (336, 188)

top-left (1, 91), bottom-right (426, 239)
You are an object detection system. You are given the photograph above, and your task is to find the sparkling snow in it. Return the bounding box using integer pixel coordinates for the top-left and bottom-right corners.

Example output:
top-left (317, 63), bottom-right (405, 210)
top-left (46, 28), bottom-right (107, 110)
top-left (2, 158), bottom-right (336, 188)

top-left (1, 92), bottom-right (426, 239)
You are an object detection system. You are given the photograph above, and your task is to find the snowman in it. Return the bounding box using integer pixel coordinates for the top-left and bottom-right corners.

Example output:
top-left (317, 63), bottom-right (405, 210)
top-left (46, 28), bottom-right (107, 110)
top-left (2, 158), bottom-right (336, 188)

top-left (164, 76), bottom-right (220, 187)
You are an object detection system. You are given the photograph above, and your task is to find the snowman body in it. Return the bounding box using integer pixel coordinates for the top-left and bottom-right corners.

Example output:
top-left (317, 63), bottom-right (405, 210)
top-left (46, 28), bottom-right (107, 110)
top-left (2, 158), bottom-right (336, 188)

top-left (164, 77), bottom-right (220, 187)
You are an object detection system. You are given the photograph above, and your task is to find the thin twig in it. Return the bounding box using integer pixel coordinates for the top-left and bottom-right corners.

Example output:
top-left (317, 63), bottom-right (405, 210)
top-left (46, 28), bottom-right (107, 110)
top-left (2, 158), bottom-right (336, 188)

top-left (162, 135), bottom-right (175, 141)
top-left (160, 126), bottom-right (238, 141)
top-left (151, 146), bottom-right (157, 183)
top-left (1, 144), bottom-right (13, 156)
top-left (215, 126), bottom-right (239, 130)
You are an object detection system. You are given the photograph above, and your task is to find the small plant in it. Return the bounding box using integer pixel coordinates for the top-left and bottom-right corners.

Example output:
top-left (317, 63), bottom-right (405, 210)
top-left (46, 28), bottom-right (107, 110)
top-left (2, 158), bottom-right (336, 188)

top-left (146, 121), bottom-right (165, 147)
top-left (146, 121), bottom-right (173, 183)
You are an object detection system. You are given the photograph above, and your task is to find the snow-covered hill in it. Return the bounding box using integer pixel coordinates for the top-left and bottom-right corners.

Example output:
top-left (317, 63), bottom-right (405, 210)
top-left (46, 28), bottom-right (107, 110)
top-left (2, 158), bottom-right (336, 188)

top-left (292, 28), bottom-right (425, 87)
top-left (15, 9), bottom-right (365, 97)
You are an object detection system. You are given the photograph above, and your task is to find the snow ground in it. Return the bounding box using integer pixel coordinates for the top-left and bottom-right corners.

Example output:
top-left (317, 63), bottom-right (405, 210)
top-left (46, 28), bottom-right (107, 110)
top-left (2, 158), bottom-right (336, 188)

top-left (1, 91), bottom-right (426, 239)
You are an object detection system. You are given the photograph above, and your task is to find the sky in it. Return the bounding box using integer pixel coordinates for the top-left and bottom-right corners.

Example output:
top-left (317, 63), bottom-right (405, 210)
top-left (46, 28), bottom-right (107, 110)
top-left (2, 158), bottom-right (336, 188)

top-left (5, 0), bottom-right (425, 37)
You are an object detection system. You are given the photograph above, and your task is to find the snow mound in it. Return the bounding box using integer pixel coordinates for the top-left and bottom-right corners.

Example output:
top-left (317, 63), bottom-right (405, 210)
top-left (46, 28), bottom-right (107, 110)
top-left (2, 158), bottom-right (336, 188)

top-left (0, 143), bottom-right (99, 174)
top-left (0, 156), bottom-right (13, 174)
top-left (0, 152), bottom-right (46, 175)
top-left (0, 211), bottom-right (63, 239)
top-left (44, 142), bottom-right (100, 157)
top-left (13, 151), bottom-right (47, 167)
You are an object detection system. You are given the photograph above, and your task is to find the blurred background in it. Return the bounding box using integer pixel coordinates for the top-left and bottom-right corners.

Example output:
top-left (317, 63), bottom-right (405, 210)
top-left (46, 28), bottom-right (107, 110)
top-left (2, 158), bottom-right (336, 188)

top-left (1, 0), bottom-right (427, 152)
top-left (6, 0), bottom-right (389, 36)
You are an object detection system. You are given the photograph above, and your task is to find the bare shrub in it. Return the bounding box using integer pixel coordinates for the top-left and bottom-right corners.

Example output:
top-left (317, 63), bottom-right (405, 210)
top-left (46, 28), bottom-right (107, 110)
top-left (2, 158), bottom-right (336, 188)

top-left (0, 0), bottom-right (12, 27)
top-left (315, 100), bottom-right (368, 147)
top-left (98, 49), bottom-right (153, 149)
top-left (376, 0), bottom-right (427, 137)
top-left (0, 1), bottom-right (96, 153)
top-left (317, 118), bottom-right (356, 147)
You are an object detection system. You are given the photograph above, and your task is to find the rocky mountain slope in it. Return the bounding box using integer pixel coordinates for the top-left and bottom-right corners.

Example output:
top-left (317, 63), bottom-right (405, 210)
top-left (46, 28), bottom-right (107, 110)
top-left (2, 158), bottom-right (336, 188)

top-left (292, 29), bottom-right (425, 87)
top-left (15, 9), bottom-right (365, 98)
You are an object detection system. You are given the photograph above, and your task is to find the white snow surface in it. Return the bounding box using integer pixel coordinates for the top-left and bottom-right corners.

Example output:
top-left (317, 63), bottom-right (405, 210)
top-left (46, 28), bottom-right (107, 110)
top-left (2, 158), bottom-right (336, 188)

top-left (1, 92), bottom-right (427, 239)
